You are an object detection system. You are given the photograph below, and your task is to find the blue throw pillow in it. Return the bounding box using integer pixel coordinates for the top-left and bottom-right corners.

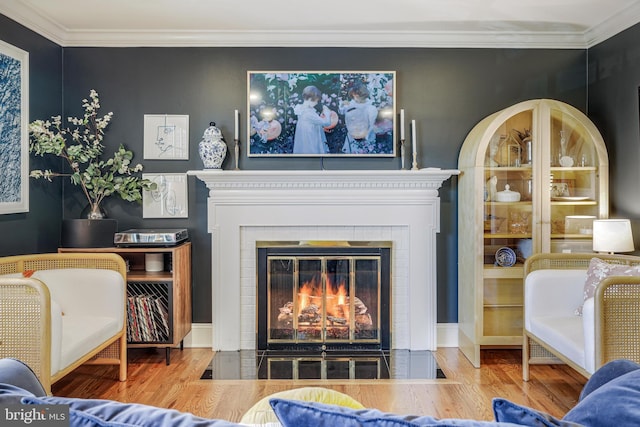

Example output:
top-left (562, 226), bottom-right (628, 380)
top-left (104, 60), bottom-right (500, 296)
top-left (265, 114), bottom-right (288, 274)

top-left (22, 395), bottom-right (241, 427)
top-left (563, 367), bottom-right (640, 426)
top-left (492, 399), bottom-right (583, 427)
top-left (270, 398), bottom-right (525, 427)
top-left (0, 383), bottom-right (36, 405)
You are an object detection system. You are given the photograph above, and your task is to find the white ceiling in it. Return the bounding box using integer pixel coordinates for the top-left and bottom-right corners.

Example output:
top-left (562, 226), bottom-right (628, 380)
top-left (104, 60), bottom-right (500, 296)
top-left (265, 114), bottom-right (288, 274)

top-left (2, 0), bottom-right (640, 48)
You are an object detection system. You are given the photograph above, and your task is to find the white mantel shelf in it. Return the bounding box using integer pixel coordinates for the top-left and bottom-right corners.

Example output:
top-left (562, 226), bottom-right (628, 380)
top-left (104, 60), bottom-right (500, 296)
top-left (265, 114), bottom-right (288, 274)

top-left (188, 168), bottom-right (459, 351)
top-left (187, 168), bottom-right (460, 190)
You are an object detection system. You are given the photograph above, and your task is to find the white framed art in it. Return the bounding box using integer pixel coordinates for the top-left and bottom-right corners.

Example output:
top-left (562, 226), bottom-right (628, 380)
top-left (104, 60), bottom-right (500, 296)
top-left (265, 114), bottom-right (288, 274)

top-left (0, 39), bottom-right (29, 214)
top-left (143, 114), bottom-right (189, 160)
top-left (142, 173), bottom-right (188, 218)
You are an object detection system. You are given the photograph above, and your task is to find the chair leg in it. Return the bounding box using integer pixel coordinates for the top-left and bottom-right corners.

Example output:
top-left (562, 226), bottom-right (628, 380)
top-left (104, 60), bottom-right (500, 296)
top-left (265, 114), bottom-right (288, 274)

top-left (119, 334), bottom-right (127, 381)
top-left (523, 334), bottom-right (530, 381)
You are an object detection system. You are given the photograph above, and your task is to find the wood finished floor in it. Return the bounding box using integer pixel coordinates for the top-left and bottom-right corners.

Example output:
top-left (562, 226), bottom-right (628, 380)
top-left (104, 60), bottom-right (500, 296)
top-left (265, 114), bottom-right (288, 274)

top-left (52, 347), bottom-right (587, 423)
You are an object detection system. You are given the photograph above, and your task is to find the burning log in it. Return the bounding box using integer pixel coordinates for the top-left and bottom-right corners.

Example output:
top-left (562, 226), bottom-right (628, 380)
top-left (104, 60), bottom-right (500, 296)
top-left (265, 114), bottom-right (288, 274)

top-left (276, 296), bottom-right (372, 329)
top-left (327, 315), bottom-right (347, 325)
top-left (299, 304), bottom-right (321, 324)
top-left (356, 313), bottom-right (373, 327)
top-left (354, 297), bottom-right (368, 315)
top-left (277, 302), bottom-right (293, 318)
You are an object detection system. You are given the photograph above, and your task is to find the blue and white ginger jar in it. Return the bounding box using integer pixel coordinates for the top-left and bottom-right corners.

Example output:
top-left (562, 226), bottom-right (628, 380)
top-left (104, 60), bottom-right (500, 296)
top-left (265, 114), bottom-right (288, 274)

top-left (199, 122), bottom-right (227, 169)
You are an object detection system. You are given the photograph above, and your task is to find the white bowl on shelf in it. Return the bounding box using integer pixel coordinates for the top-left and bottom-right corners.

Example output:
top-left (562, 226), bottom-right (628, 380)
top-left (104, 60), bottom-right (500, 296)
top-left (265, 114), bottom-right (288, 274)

top-left (494, 184), bottom-right (521, 202)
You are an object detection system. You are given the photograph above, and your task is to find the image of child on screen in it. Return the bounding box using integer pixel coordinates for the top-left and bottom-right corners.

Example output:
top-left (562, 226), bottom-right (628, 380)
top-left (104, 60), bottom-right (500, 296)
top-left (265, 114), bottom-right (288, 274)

top-left (293, 85), bottom-right (333, 154)
top-left (339, 81), bottom-right (379, 154)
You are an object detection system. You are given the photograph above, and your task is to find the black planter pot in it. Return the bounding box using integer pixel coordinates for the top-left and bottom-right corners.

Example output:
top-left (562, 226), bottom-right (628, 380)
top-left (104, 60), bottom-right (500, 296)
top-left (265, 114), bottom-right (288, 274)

top-left (60, 219), bottom-right (118, 248)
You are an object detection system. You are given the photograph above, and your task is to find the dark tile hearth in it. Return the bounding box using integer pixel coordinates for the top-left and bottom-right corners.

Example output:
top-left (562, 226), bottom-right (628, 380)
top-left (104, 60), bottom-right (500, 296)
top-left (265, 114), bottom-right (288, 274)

top-left (200, 350), bottom-right (445, 380)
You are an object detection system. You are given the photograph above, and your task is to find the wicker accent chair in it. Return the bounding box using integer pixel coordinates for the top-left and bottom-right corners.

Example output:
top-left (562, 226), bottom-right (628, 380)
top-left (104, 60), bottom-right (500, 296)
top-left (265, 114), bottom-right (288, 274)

top-left (0, 253), bottom-right (127, 394)
top-left (523, 253), bottom-right (640, 380)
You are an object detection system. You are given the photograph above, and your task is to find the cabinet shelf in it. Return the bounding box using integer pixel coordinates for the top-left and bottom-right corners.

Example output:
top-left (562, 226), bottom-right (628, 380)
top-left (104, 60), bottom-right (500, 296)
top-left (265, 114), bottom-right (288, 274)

top-left (484, 233), bottom-right (531, 239)
top-left (484, 304), bottom-right (523, 308)
top-left (550, 166), bottom-right (597, 172)
top-left (551, 233), bottom-right (593, 239)
top-left (127, 271), bottom-right (173, 281)
top-left (485, 201), bottom-right (532, 206)
top-left (483, 266), bottom-right (524, 278)
top-left (550, 200), bottom-right (597, 206)
top-left (485, 166), bottom-right (533, 172)
top-left (459, 99), bottom-right (609, 367)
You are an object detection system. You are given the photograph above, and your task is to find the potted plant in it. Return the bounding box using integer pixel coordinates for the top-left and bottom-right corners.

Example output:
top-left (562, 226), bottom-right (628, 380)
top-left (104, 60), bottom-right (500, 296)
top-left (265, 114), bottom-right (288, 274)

top-left (29, 89), bottom-right (156, 247)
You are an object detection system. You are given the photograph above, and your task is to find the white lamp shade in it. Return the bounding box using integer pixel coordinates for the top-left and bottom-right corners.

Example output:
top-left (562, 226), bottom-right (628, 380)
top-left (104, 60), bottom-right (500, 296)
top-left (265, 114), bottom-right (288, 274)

top-left (592, 219), bottom-right (635, 253)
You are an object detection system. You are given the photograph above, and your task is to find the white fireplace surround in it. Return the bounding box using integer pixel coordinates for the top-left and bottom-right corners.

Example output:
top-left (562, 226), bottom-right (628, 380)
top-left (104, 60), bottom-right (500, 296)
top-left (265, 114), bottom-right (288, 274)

top-left (188, 169), bottom-right (459, 351)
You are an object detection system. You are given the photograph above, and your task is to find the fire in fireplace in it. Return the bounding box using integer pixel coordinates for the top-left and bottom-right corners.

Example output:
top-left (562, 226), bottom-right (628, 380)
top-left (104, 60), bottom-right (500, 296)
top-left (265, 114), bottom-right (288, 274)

top-left (257, 242), bottom-right (391, 352)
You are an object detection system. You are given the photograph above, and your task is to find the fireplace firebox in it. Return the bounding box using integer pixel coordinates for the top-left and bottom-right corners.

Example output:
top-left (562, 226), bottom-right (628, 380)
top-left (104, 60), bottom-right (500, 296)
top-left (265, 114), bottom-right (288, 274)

top-left (257, 242), bottom-right (391, 352)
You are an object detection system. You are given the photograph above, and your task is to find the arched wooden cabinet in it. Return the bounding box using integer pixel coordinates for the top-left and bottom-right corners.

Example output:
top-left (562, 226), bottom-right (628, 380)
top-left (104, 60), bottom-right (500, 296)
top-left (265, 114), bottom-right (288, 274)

top-left (458, 99), bottom-right (609, 367)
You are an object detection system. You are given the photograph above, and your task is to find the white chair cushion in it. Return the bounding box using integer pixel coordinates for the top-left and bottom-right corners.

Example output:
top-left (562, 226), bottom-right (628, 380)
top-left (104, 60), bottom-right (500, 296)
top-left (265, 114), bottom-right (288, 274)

top-left (59, 315), bottom-right (121, 372)
top-left (524, 269), bottom-right (585, 329)
top-left (31, 269), bottom-right (125, 329)
top-left (528, 314), bottom-right (585, 370)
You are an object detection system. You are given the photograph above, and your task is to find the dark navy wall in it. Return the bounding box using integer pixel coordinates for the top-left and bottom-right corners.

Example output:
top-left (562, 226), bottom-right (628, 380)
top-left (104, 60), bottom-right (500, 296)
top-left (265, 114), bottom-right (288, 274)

top-left (2, 10), bottom-right (600, 323)
top-left (60, 47), bottom-right (587, 323)
top-left (0, 15), bottom-right (62, 256)
top-left (587, 24), bottom-right (640, 250)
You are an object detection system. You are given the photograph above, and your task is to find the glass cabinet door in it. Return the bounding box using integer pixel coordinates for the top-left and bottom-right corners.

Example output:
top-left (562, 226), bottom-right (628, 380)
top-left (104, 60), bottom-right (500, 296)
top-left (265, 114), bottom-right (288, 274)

top-left (544, 106), bottom-right (605, 254)
top-left (481, 109), bottom-right (533, 340)
top-left (483, 109), bottom-right (535, 270)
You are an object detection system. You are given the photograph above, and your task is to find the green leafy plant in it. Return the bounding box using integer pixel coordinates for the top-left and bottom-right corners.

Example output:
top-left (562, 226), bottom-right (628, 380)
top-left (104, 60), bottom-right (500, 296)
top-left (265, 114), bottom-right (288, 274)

top-left (29, 89), bottom-right (156, 218)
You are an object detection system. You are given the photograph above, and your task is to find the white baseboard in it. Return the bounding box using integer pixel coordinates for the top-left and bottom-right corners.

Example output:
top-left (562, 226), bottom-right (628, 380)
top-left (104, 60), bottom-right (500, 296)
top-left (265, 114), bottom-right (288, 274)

top-left (181, 323), bottom-right (459, 349)
top-left (436, 323), bottom-right (459, 348)
top-left (181, 323), bottom-right (213, 348)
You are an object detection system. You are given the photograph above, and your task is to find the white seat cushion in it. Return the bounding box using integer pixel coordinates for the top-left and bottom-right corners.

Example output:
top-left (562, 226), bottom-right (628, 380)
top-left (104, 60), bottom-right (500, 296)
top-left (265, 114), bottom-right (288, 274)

top-left (528, 315), bottom-right (585, 370)
top-left (59, 315), bottom-right (121, 373)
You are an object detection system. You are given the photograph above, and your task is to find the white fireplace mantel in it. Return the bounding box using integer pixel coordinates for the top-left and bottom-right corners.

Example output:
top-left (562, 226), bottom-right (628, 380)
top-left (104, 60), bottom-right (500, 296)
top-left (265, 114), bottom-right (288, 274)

top-left (188, 168), bottom-right (459, 351)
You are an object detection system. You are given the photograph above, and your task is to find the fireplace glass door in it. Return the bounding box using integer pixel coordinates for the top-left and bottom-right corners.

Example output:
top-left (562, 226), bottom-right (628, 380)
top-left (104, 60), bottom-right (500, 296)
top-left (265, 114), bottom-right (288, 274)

top-left (268, 255), bottom-right (381, 347)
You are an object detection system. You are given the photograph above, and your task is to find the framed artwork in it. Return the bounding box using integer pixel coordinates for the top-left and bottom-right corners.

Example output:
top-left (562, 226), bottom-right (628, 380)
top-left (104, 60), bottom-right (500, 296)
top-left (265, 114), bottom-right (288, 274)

top-left (143, 114), bottom-right (189, 160)
top-left (142, 173), bottom-right (188, 218)
top-left (0, 40), bottom-right (29, 214)
top-left (247, 71), bottom-right (396, 157)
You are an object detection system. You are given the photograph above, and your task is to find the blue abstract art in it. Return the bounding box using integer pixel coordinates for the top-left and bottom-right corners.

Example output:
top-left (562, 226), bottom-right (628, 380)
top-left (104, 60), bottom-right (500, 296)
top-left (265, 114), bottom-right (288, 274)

top-left (0, 40), bottom-right (29, 214)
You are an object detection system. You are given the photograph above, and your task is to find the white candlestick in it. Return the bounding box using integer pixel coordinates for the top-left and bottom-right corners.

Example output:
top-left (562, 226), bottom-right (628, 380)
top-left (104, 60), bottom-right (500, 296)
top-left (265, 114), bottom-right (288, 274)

top-left (411, 120), bottom-right (417, 154)
top-left (400, 109), bottom-right (405, 140)
top-left (234, 109), bottom-right (239, 140)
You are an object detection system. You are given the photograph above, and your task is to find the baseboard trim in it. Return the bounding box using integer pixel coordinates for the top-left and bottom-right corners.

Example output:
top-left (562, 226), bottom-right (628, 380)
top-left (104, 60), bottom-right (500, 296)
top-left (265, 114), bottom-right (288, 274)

top-left (181, 323), bottom-right (459, 349)
top-left (436, 323), bottom-right (459, 348)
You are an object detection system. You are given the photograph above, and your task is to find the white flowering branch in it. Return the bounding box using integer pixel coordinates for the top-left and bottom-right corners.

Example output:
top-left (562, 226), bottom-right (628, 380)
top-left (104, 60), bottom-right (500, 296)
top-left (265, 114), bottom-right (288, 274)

top-left (29, 89), bottom-right (155, 218)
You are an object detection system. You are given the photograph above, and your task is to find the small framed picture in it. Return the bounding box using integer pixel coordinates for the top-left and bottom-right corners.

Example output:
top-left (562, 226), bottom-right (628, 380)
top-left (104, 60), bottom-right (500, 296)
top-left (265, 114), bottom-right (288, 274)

top-left (143, 114), bottom-right (189, 160)
top-left (142, 173), bottom-right (188, 218)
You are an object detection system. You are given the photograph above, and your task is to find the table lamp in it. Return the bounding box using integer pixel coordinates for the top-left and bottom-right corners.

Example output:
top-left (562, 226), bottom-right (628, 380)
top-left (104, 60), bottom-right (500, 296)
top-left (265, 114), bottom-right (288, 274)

top-left (592, 219), bottom-right (635, 253)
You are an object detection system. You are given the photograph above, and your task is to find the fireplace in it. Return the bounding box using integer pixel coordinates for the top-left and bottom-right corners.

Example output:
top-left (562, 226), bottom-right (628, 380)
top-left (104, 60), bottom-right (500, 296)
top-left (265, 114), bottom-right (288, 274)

top-left (187, 169), bottom-right (459, 351)
top-left (257, 242), bottom-right (391, 352)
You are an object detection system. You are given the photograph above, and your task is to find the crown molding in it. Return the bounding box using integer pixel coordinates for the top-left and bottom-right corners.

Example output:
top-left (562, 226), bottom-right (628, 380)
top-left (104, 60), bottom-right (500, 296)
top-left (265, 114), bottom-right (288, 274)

top-left (0, 0), bottom-right (66, 46)
top-left (584, 1), bottom-right (640, 47)
top-left (1, 0), bottom-right (638, 49)
top-left (44, 29), bottom-right (592, 49)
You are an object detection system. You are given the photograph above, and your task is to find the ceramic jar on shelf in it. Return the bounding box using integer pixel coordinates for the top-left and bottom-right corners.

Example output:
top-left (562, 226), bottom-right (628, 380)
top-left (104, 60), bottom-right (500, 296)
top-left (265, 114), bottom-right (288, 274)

top-left (199, 122), bottom-right (227, 169)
